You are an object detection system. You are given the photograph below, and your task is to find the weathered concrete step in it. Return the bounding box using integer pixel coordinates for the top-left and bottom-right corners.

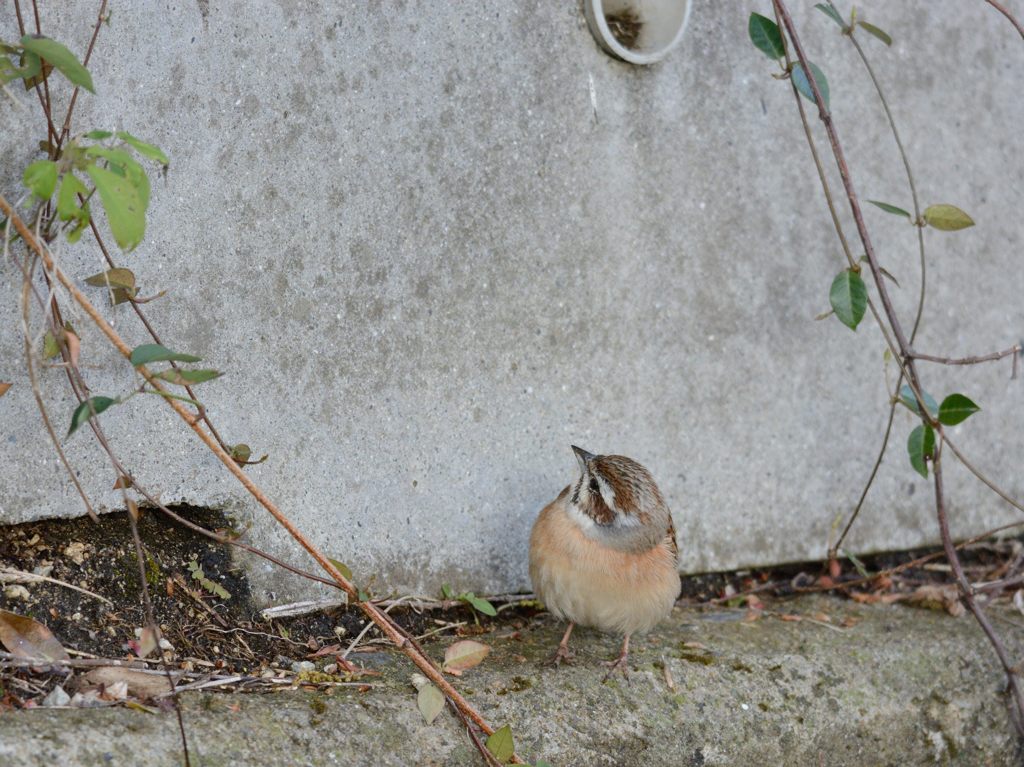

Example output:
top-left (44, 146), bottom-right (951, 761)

top-left (1, 594), bottom-right (1021, 766)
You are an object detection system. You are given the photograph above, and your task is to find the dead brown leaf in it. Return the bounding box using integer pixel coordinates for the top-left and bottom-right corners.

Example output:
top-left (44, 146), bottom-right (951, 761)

top-left (64, 330), bottom-right (81, 368)
top-left (0, 609), bottom-right (69, 662)
top-left (442, 639), bottom-right (490, 675)
top-left (81, 667), bottom-right (174, 700)
top-left (849, 592), bottom-right (900, 605)
top-left (0, 382), bottom-right (11, 398)
top-left (904, 584), bottom-right (964, 617)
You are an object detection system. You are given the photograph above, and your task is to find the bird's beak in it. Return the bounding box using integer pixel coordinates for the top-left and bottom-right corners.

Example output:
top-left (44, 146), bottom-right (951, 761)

top-left (571, 444), bottom-right (595, 472)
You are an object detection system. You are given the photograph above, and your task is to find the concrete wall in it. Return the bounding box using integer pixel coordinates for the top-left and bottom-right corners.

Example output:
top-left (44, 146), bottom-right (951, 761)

top-left (2, 1), bottom-right (1022, 599)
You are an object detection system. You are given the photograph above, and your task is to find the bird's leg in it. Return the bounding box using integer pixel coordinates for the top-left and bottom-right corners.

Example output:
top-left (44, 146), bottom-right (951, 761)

top-left (547, 622), bottom-right (576, 666)
top-left (602, 633), bottom-right (630, 683)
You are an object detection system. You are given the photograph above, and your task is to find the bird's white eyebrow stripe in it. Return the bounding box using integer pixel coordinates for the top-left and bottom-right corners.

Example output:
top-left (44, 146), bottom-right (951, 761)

top-left (596, 475), bottom-right (617, 512)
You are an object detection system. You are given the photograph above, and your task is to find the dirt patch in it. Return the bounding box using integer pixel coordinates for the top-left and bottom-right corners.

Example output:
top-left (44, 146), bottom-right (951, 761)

top-left (0, 506), bottom-right (501, 675)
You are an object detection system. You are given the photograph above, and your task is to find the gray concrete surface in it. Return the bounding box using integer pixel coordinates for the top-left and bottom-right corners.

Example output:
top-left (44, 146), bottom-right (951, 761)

top-left (1, 596), bottom-right (1022, 765)
top-left (1, 2), bottom-right (1023, 597)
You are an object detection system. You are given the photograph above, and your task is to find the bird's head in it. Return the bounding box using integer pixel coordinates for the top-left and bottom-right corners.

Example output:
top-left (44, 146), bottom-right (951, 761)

top-left (567, 445), bottom-right (670, 552)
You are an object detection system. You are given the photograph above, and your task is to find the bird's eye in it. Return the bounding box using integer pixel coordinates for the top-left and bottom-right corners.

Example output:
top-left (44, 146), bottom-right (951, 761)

top-left (589, 478), bottom-right (599, 494)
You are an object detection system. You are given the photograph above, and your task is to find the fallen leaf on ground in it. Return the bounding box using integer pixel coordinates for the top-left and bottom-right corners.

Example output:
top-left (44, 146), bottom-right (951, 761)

top-left (307, 643), bottom-right (342, 658)
top-left (443, 640), bottom-right (490, 675)
top-left (779, 614), bottom-right (802, 622)
top-left (81, 667), bottom-right (174, 700)
top-left (849, 592), bottom-right (900, 605)
top-left (486, 724), bottom-right (514, 764)
top-left (904, 584), bottom-right (964, 617)
top-left (0, 382), bottom-right (11, 398)
top-left (0, 609), bottom-right (70, 661)
top-left (417, 682), bottom-right (445, 724)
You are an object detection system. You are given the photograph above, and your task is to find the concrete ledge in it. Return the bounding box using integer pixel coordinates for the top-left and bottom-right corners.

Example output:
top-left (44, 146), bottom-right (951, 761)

top-left (2, 595), bottom-right (1021, 766)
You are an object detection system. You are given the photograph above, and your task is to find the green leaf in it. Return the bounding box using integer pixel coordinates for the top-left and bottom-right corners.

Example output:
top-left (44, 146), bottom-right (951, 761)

top-left (792, 62), bottom-right (830, 110)
top-left (815, 4), bottom-right (846, 27)
top-left (20, 35), bottom-right (94, 93)
top-left (85, 164), bottom-right (146, 251)
top-left (907, 424), bottom-right (935, 479)
top-left (866, 200), bottom-right (911, 220)
top-left (417, 683), bottom-right (445, 725)
top-left (748, 13), bottom-right (785, 59)
top-left (841, 550), bottom-right (872, 578)
top-left (465, 595), bottom-right (497, 617)
top-left (42, 331), bottom-right (61, 359)
top-left (441, 583), bottom-right (453, 599)
top-left (86, 147), bottom-right (150, 208)
top-left (67, 395), bottom-right (116, 436)
top-left (129, 343), bottom-right (202, 366)
top-left (899, 384), bottom-right (938, 417)
top-left (153, 368), bottom-right (222, 386)
top-left (485, 724), bottom-right (514, 764)
top-left (85, 267), bottom-right (136, 291)
top-left (328, 558), bottom-right (353, 581)
top-left (857, 21), bottom-right (892, 46)
top-left (84, 129), bottom-right (113, 140)
top-left (923, 204), bottom-right (974, 231)
top-left (0, 50), bottom-right (41, 85)
top-left (22, 160), bottom-right (57, 200)
top-left (230, 443), bottom-right (252, 464)
top-left (57, 173), bottom-right (89, 221)
top-left (938, 393), bottom-right (980, 426)
top-left (828, 269), bottom-right (867, 331)
top-left (116, 131), bottom-right (169, 166)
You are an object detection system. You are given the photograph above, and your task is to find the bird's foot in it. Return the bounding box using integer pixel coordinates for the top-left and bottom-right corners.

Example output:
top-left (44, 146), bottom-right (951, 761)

top-left (546, 643), bottom-right (575, 667)
top-left (601, 651), bottom-right (630, 684)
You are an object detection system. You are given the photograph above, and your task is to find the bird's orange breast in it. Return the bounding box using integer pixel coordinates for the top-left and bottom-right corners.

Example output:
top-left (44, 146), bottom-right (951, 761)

top-left (528, 488), bottom-right (680, 635)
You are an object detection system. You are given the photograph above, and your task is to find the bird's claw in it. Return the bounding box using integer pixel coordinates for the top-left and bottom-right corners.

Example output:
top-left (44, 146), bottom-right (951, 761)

top-left (546, 644), bottom-right (575, 667)
top-left (601, 653), bottom-right (630, 684)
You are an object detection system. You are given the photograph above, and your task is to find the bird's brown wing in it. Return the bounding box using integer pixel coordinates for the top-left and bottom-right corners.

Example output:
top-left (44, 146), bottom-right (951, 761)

top-left (665, 514), bottom-right (679, 558)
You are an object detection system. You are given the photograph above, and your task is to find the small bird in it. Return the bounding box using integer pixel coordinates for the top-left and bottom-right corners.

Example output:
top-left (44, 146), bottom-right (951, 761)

top-left (529, 445), bottom-right (680, 679)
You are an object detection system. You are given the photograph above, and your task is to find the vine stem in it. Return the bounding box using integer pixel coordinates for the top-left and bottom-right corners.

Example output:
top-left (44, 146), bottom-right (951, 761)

top-left (771, 0), bottom-right (1024, 736)
top-left (910, 345), bottom-right (1021, 367)
top-left (0, 195), bottom-right (518, 761)
top-left (933, 441), bottom-right (1024, 732)
top-left (828, 10), bottom-right (931, 558)
top-left (986, 0), bottom-right (1024, 40)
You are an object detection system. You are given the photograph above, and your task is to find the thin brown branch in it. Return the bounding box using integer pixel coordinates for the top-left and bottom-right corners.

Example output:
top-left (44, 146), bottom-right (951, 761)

top-left (0, 564), bottom-right (113, 605)
top-left (987, 0), bottom-right (1024, 40)
top-left (771, 1), bottom-right (914, 362)
top-left (57, 0), bottom-right (108, 148)
top-left (0, 197), bottom-right (512, 758)
top-left (933, 442), bottom-right (1024, 736)
top-left (773, 0), bottom-right (1024, 734)
top-left (829, 22), bottom-right (928, 555)
top-left (11, 233), bottom-right (98, 522)
top-left (841, 23), bottom-right (929, 345)
top-left (943, 433), bottom-right (1024, 515)
top-left (910, 345), bottom-right (1021, 367)
top-left (124, 505), bottom-right (192, 766)
top-left (84, 213), bottom-right (234, 455)
top-left (771, 4), bottom-right (909, 559)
